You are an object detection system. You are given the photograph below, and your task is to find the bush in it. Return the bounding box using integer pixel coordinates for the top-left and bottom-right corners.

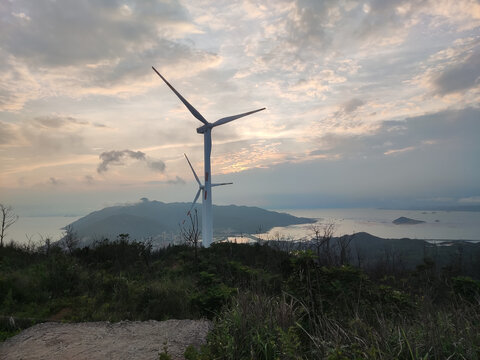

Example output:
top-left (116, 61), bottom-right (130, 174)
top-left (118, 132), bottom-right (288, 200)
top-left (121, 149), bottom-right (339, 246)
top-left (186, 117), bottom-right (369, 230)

top-left (452, 276), bottom-right (480, 303)
top-left (202, 292), bottom-right (302, 360)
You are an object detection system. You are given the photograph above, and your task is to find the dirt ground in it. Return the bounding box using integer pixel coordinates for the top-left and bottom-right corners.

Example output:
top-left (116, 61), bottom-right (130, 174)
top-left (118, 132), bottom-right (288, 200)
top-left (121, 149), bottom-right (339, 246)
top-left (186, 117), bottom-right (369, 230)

top-left (0, 319), bottom-right (212, 360)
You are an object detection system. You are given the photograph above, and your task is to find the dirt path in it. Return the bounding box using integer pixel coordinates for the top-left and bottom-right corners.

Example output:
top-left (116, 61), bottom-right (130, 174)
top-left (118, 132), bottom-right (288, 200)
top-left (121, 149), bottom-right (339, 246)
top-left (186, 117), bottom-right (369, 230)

top-left (0, 319), bottom-right (212, 360)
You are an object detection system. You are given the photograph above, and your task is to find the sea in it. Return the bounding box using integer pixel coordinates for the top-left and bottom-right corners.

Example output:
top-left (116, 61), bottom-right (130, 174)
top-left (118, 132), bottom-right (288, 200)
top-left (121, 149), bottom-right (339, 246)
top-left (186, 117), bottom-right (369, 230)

top-left (5, 208), bottom-right (480, 246)
top-left (258, 209), bottom-right (480, 242)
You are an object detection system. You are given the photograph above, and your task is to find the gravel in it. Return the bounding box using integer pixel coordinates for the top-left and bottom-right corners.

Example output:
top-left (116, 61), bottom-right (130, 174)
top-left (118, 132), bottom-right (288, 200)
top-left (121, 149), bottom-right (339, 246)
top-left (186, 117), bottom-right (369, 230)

top-left (0, 319), bottom-right (212, 360)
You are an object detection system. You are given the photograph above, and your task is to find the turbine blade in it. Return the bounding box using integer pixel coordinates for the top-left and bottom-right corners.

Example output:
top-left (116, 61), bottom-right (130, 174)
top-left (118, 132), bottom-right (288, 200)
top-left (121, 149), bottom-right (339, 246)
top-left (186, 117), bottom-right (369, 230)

top-left (152, 66), bottom-right (208, 125)
top-left (190, 188), bottom-right (201, 212)
top-left (211, 182), bottom-right (233, 187)
top-left (184, 153), bottom-right (202, 187)
top-left (182, 189), bottom-right (201, 224)
top-left (211, 107), bottom-right (266, 127)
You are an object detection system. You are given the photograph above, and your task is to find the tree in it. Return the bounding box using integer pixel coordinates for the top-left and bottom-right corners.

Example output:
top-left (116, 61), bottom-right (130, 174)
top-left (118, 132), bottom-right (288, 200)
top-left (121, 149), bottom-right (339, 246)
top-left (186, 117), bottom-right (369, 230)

top-left (0, 203), bottom-right (19, 247)
top-left (180, 209), bottom-right (201, 264)
top-left (61, 225), bottom-right (79, 254)
top-left (309, 223), bottom-right (335, 265)
top-left (338, 234), bottom-right (353, 266)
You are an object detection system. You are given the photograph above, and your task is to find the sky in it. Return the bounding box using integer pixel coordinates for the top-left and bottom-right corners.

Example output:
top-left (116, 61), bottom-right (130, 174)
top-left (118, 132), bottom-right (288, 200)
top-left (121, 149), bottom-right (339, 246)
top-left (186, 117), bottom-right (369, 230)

top-left (1, 0), bottom-right (480, 216)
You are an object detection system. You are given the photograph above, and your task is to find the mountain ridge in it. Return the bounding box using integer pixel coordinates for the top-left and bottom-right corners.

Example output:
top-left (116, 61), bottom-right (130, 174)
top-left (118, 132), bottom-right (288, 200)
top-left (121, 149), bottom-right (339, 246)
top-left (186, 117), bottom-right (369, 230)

top-left (67, 200), bottom-right (315, 244)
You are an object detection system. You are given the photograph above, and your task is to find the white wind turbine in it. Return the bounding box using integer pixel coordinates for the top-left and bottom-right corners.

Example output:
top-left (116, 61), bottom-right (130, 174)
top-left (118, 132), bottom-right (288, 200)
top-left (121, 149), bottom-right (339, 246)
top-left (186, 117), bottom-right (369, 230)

top-left (152, 66), bottom-right (265, 247)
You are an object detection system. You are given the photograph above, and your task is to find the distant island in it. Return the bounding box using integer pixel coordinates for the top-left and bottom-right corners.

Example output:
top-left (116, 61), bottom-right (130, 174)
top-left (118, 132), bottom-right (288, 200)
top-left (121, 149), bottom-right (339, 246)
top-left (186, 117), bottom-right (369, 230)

top-left (392, 216), bottom-right (426, 225)
top-left (66, 199), bottom-right (315, 245)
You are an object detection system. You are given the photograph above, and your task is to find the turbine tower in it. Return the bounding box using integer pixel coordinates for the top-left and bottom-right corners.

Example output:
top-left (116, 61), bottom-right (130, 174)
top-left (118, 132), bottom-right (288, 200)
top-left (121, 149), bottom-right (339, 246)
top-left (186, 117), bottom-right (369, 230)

top-left (152, 66), bottom-right (265, 247)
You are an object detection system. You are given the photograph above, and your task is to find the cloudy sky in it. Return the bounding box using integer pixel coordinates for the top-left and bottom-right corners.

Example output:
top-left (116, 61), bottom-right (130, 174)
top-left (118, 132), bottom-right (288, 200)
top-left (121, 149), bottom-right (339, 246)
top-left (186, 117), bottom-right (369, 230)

top-left (1, 0), bottom-right (479, 216)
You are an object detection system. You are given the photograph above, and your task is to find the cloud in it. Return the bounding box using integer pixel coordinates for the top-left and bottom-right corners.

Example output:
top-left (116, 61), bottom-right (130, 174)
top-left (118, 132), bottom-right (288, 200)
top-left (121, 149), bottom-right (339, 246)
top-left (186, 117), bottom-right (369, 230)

top-left (427, 0), bottom-right (480, 31)
top-left (20, 117), bottom-right (88, 156)
top-left (48, 177), bottom-right (61, 186)
top-left (0, 0), bottom-right (192, 67)
top-left (0, 122), bottom-right (17, 145)
top-left (84, 175), bottom-right (95, 185)
top-left (33, 115), bottom-right (88, 128)
top-left (0, 0), bottom-right (220, 110)
top-left (309, 107), bottom-right (480, 160)
top-left (458, 196), bottom-right (480, 204)
top-left (3, 115), bottom-right (92, 147)
top-left (168, 176), bottom-right (186, 185)
top-left (409, 35), bottom-right (480, 100)
top-left (0, 51), bottom-right (41, 111)
top-left (97, 149), bottom-right (166, 174)
top-left (147, 160), bottom-right (167, 173)
top-left (432, 50), bottom-right (480, 96)
top-left (97, 150), bottom-right (145, 173)
top-left (245, 0), bottom-right (426, 73)
top-left (343, 98), bottom-right (365, 113)
top-left (383, 146), bottom-right (416, 156)
top-left (146, 176), bottom-right (186, 185)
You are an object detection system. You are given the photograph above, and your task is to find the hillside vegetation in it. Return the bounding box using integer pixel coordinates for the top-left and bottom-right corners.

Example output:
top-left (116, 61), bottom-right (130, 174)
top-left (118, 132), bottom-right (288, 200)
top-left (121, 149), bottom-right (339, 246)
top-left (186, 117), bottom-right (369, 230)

top-left (1, 234), bottom-right (479, 359)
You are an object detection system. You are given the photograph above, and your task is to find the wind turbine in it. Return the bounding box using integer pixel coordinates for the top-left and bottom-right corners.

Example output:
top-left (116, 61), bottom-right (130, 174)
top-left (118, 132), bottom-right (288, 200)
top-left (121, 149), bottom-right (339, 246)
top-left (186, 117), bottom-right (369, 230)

top-left (181, 153), bottom-right (232, 224)
top-left (152, 66), bottom-right (265, 247)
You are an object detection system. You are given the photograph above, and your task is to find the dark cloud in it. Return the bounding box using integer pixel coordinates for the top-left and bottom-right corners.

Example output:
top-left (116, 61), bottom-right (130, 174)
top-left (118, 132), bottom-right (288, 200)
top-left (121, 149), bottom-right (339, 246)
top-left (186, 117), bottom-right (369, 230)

top-left (97, 149), bottom-right (145, 173)
top-left (147, 159), bottom-right (166, 173)
top-left (97, 149), bottom-right (166, 174)
top-left (432, 51), bottom-right (480, 95)
top-left (343, 98), bottom-right (365, 113)
top-left (145, 176), bottom-right (186, 185)
top-left (311, 107), bottom-right (480, 159)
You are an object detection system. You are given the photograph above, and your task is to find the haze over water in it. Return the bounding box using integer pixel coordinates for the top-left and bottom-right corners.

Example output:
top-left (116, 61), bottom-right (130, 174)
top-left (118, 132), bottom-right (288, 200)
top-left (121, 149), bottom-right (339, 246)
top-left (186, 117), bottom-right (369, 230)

top-left (6, 208), bottom-right (480, 246)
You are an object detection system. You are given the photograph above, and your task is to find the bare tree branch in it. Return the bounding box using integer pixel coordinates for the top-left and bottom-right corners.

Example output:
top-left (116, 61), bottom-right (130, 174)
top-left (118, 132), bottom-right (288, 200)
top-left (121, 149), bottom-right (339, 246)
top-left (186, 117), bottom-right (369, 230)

top-left (0, 204), bottom-right (19, 247)
top-left (180, 209), bottom-right (200, 264)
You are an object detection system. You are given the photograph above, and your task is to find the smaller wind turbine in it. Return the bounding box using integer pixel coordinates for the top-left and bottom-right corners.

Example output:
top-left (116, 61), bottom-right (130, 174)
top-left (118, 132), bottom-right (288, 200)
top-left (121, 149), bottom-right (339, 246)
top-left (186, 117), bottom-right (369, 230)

top-left (152, 66), bottom-right (265, 247)
top-left (181, 154), bottom-right (232, 226)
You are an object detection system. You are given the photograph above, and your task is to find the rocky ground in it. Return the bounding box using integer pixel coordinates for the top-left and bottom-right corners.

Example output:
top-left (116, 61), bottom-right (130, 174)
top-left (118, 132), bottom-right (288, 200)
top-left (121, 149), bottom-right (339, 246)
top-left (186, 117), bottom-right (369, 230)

top-left (0, 319), bottom-right (212, 360)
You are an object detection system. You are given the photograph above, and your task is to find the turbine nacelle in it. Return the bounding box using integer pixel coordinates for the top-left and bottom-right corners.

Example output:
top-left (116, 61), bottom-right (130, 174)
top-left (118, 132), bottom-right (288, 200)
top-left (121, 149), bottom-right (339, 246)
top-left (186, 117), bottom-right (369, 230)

top-left (196, 124), bottom-right (211, 134)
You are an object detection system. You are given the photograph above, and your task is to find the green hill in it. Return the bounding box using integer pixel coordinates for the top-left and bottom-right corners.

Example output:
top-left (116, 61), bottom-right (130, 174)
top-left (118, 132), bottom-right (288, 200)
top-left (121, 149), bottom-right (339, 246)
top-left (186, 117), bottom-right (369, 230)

top-left (67, 199), bottom-right (315, 244)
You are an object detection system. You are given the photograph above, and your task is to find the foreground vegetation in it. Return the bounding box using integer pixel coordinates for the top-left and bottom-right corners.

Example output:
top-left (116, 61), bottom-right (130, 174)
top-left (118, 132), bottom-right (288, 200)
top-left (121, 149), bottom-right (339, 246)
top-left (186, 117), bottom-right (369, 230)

top-left (1, 235), bottom-right (479, 359)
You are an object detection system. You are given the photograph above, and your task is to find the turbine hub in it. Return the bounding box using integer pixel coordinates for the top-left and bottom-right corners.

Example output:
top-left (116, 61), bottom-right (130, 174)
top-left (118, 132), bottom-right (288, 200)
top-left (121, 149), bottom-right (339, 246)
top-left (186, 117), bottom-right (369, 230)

top-left (196, 124), bottom-right (210, 134)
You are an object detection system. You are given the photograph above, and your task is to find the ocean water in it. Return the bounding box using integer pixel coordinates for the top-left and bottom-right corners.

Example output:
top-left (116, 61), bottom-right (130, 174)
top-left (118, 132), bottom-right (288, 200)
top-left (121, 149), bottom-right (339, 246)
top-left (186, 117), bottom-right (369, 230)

top-left (5, 216), bottom-right (81, 246)
top-left (5, 209), bottom-right (480, 246)
top-left (260, 208), bottom-right (480, 241)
